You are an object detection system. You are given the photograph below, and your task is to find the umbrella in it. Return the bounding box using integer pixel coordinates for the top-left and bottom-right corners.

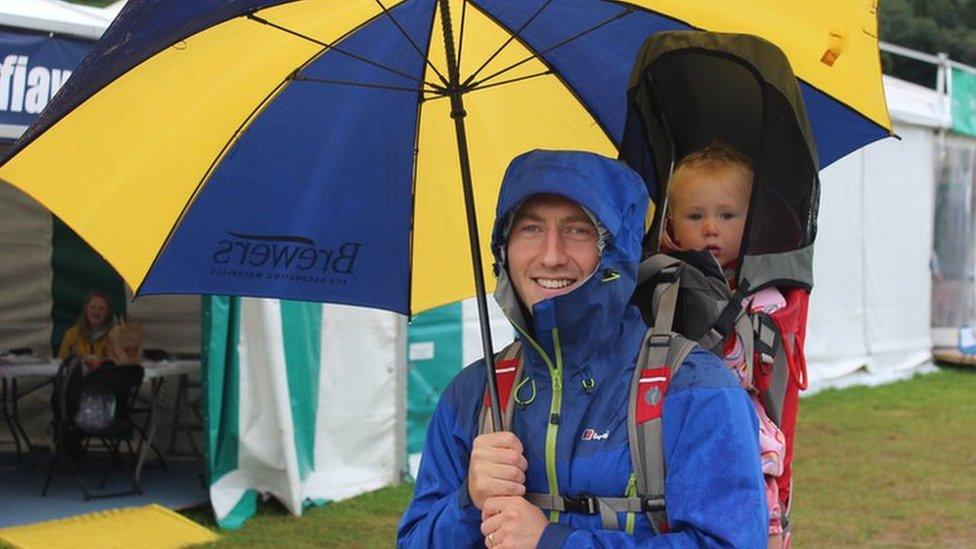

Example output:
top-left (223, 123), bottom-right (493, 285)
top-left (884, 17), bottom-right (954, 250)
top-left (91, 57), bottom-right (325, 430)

top-left (0, 0), bottom-right (892, 427)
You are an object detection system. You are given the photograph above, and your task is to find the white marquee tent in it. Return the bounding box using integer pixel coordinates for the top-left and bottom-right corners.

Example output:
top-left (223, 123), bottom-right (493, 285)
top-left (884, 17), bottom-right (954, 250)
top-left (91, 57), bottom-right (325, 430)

top-left (803, 75), bottom-right (943, 392)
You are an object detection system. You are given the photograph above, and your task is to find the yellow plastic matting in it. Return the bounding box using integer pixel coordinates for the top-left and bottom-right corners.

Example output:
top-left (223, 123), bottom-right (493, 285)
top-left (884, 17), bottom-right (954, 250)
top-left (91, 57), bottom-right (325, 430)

top-left (0, 504), bottom-right (219, 549)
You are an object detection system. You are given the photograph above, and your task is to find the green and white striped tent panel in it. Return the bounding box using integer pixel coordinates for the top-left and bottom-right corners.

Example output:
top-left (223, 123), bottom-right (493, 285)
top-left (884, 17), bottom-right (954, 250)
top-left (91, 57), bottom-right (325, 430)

top-left (406, 298), bottom-right (514, 479)
top-left (205, 297), bottom-right (406, 528)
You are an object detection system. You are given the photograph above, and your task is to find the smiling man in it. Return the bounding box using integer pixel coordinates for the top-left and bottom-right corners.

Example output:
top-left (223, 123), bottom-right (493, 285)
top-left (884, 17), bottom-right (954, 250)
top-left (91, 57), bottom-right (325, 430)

top-left (398, 150), bottom-right (767, 548)
top-left (505, 193), bottom-right (601, 308)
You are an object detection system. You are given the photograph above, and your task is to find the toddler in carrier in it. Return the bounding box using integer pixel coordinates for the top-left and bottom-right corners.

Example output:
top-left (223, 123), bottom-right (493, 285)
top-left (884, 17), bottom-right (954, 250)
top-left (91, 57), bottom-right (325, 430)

top-left (661, 142), bottom-right (786, 547)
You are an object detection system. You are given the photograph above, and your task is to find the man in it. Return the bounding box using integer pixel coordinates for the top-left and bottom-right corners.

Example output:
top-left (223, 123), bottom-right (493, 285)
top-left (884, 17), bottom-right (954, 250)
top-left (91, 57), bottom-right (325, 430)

top-left (398, 150), bottom-right (767, 547)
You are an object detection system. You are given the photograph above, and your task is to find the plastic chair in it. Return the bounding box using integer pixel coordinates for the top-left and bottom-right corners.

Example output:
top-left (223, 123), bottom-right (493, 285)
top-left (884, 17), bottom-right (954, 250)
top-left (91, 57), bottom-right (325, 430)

top-left (42, 360), bottom-right (145, 500)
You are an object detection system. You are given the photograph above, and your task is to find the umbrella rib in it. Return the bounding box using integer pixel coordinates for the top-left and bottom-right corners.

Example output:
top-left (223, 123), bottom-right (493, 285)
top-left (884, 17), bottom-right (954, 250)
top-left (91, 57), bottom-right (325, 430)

top-left (374, 0), bottom-right (449, 87)
top-left (467, 69), bottom-right (554, 93)
top-left (470, 7), bottom-right (634, 90)
top-left (457, 0), bottom-right (468, 71)
top-left (246, 12), bottom-right (439, 90)
top-left (461, 0), bottom-right (555, 88)
top-left (294, 75), bottom-right (437, 94)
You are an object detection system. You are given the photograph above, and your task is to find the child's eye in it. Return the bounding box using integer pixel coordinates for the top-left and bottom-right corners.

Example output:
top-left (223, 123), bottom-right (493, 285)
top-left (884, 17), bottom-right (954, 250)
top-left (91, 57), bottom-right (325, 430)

top-left (685, 213), bottom-right (703, 221)
top-left (720, 212), bottom-right (738, 221)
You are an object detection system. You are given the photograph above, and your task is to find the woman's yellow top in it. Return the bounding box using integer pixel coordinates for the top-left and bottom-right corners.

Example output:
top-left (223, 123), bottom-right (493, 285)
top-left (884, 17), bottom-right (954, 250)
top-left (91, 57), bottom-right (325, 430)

top-left (57, 325), bottom-right (109, 359)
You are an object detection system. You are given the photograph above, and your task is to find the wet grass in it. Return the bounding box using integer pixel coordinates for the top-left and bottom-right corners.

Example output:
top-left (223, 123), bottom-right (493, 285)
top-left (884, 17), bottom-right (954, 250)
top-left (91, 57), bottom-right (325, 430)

top-left (789, 366), bottom-right (976, 546)
top-left (181, 484), bottom-right (414, 548)
top-left (182, 367), bottom-right (975, 547)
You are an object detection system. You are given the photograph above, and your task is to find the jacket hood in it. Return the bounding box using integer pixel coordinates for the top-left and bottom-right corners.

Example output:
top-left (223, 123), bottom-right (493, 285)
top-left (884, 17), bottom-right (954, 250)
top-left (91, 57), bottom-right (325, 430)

top-left (491, 149), bottom-right (649, 376)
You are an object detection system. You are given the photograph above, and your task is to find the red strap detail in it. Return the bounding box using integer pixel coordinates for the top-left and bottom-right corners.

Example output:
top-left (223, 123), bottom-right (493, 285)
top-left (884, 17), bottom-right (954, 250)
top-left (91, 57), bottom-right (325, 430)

top-left (484, 358), bottom-right (521, 409)
top-left (635, 367), bottom-right (670, 424)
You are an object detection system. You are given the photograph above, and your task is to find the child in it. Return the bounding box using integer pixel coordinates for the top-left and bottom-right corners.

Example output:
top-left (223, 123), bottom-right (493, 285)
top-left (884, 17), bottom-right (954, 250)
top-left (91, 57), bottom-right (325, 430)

top-left (662, 142), bottom-right (787, 548)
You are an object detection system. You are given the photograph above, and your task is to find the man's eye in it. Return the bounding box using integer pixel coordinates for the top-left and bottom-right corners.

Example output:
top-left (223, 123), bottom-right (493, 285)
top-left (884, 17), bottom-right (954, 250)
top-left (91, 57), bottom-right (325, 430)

top-left (518, 224), bottom-right (543, 235)
top-left (567, 226), bottom-right (595, 239)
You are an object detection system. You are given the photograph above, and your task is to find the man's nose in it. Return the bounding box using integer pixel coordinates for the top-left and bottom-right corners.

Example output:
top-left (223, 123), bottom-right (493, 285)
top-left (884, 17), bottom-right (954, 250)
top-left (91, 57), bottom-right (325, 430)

top-left (539, 231), bottom-right (568, 266)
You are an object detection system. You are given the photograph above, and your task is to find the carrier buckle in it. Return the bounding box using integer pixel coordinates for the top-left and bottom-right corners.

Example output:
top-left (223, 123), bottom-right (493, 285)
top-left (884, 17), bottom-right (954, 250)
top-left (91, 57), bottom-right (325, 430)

top-left (642, 495), bottom-right (666, 512)
top-left (562, 495), bottom-right (598, 514)
top-left (648, 333), bottom-right (672, 347)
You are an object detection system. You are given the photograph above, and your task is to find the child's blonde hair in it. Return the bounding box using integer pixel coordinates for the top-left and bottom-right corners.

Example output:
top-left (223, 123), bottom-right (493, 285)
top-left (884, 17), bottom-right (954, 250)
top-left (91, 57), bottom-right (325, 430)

top-left (660, 141), bottom-right (754, 250)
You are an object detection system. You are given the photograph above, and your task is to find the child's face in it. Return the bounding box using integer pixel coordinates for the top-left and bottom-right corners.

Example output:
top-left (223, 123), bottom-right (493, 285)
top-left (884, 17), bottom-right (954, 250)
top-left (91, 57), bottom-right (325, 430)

top-left (668, 166), bottom-right (750, 267)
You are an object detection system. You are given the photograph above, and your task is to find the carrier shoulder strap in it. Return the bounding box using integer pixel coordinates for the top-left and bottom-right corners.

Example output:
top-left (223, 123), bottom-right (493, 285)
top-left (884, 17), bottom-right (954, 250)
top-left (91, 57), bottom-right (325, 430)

top-left (627, 269), bottom-right (698, 534)
top-left (477, 341), bottom-right (524, 433)
top-left (753, 312), bottom-right (786, 425)
top-left (637, 253), bottom-right (681, 286)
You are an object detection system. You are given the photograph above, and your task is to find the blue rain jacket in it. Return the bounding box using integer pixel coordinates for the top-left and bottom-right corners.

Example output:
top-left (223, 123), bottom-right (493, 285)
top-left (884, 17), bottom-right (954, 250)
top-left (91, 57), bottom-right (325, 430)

top-left (398, 150), bottom-right (767, 547)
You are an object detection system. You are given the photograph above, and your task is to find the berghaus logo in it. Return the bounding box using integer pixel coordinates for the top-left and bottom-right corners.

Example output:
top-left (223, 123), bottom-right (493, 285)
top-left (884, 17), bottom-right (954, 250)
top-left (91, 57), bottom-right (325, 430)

top-left (210, 231), bottom-right (362, 285)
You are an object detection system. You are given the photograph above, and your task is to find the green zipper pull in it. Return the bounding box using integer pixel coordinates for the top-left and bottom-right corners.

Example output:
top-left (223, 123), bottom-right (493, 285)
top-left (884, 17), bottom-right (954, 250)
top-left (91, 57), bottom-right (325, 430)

top-left (550, 328), bottom-right (563, 391)
top-left (625, 472), bottom-right (637, 535)
top-left (626, 472), bottom-right (637, 495)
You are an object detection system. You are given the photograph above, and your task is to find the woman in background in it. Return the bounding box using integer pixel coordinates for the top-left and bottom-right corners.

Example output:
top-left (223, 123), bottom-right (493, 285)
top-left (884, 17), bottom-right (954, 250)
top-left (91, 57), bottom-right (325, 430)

top-left (57, 290), bottom-right (114, 360)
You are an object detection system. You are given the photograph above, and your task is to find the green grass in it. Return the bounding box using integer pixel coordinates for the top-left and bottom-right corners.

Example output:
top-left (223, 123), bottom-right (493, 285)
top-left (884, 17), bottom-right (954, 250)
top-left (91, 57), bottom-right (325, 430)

top-left (789, 367), bottom-right (976, 546)
top-left (182, 485), bottom-right (414, 548)
top-left (182, 368), bottom-right (976, 546)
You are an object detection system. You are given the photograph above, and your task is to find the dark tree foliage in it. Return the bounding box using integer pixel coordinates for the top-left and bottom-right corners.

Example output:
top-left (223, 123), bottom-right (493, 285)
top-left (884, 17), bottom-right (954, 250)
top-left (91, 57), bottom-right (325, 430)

top-left (880, 0), bottom-right (976, 87)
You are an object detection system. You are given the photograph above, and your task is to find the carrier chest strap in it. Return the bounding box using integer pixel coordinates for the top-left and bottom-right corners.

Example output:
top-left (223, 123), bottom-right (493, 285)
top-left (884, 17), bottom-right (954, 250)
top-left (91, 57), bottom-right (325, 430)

top-left (523, 493), bottom-right (664, 530)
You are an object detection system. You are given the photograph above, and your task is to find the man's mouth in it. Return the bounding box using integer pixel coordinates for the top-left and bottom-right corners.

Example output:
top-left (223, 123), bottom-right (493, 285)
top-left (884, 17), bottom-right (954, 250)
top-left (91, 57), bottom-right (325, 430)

top-left (534, 277), bottom-right (576, 290)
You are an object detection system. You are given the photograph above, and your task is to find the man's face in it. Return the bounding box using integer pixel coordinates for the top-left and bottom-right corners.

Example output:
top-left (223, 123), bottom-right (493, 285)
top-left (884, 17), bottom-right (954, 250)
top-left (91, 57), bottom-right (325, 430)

top-left (505, 194), bottom-right (601, 310)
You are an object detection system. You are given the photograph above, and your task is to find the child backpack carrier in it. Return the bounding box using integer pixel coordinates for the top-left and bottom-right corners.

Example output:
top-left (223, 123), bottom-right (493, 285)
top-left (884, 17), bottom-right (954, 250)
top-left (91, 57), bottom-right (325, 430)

top-left (620, 30), bottom-right (820, 542)
top-left (477, 248), bottom-right (806, 536)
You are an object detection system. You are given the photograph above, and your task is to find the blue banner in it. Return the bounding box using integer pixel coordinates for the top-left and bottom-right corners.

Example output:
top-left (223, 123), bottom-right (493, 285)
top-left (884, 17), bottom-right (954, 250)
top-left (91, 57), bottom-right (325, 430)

top-left (0, 29), bottom-right (92, 132)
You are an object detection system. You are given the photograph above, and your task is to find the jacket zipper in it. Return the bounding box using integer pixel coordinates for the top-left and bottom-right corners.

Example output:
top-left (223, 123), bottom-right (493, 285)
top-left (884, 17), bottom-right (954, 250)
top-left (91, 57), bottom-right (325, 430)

top-left (510, 322), bottom-right (564, 523)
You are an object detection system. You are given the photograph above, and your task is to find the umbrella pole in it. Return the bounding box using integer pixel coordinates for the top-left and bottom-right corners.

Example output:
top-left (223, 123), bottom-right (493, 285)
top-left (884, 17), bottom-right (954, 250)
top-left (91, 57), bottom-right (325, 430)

top-left (438, 0), bottom-right (504, 432)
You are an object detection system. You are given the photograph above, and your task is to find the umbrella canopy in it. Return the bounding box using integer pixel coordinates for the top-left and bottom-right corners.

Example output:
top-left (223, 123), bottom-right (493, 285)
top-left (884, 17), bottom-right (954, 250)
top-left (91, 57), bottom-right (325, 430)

top-left (0, 0), bottom-right (891, 316)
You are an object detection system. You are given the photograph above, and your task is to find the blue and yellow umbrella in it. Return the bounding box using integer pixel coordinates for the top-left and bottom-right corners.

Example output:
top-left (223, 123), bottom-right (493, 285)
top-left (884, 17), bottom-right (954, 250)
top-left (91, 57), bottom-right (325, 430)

top-left (0, 1), bottom-right (891, 415)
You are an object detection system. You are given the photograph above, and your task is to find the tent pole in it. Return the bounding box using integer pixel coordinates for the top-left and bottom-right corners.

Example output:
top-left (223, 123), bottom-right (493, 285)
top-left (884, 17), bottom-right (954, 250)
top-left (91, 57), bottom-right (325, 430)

top-left (437, 0), bottom-right (504, 431)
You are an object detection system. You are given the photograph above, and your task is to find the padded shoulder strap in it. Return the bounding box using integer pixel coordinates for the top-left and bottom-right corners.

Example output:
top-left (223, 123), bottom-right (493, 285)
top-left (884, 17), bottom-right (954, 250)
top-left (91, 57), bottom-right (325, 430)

top-left (637, 253), bottom-right (683, 286)
top-left (628, 328), bottom-right (697, 535)
top-left (478, 340), bottom-right (523, 433)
